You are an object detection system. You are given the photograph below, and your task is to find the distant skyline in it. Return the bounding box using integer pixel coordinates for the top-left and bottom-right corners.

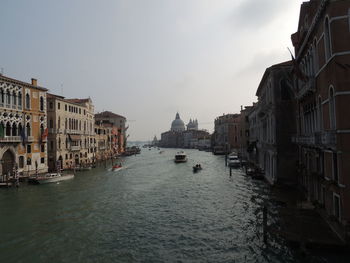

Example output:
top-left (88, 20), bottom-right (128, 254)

top-left (0, 0), bottom-right (304, 140)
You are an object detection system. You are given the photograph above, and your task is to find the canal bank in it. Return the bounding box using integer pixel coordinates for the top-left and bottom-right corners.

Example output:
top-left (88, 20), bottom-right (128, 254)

top-left (0, 149), bottom-right (349, 262)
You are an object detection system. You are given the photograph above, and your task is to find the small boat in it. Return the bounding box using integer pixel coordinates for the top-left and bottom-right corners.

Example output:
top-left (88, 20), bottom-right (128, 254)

top-left (159, 151), bottom-right (164, 154)
top-left (28, 173), bottom-right (74, 185)
top-left (193, 164), bottom-right (202, 172)
top-left (112, 164), bottom-right (123, 171)
top-left (174, 151), bottom-right (187, 163)
top-left (228, 154), bottom-right (240, 168)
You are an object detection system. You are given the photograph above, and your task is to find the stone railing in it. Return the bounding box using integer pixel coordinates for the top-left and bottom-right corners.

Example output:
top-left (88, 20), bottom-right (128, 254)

top-left (70, 146), bottom-right (80, 151)
top-left (0, 136), bottom-right (21, 142)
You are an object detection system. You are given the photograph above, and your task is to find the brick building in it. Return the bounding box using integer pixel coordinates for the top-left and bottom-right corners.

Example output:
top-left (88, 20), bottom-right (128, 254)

top-left (291, 0), bottom-right (350, 238)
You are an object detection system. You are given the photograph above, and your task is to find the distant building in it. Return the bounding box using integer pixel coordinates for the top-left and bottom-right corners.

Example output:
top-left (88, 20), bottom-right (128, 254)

top-left (94, 122), bottom-right (119, 161)
top-left (0, 75), bottom-right (48, 178)
top-left (160, 112), bottom-right (209, 148)
top-left (213, 114), bottom-right (240, 154)
top-left (95, 111), bottom-right (127, 153)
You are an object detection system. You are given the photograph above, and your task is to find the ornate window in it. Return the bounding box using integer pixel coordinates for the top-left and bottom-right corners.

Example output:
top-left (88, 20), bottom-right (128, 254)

top-left (25, 93), bottom-right (30, 109)
top-left (6, 90), bottom-right (11, 105)
top-left (18, 91), bottom-right (22, 107)
top-left (26, 123), bottom-right (31, 136)
top-left (0, 88), bottom-right (4, 104)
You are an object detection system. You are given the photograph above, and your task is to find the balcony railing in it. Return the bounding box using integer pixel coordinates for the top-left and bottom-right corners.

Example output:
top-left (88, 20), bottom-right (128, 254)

top-left (70, 146), bottom-right (80, 151)
top-left (27, 136), bottom-right (34, 142)
top-left (297, 77), bottom-right (316, 99)
top-left (0, 136), bottom-right (21, 142)
top-left (292, 131), bottom-right (336, 147)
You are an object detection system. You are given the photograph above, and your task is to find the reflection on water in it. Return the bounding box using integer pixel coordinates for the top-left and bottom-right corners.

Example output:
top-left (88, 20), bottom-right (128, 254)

top-left (0, 149), bottom-right (345, 262)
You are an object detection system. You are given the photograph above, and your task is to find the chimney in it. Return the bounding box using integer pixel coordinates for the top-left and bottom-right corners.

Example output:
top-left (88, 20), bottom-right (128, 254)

top-left (31, 78), bottom-right (37, 86)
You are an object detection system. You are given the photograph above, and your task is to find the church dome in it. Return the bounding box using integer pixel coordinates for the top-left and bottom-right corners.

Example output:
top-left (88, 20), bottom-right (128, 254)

top-left (171, 112), bottom-right (185, 132)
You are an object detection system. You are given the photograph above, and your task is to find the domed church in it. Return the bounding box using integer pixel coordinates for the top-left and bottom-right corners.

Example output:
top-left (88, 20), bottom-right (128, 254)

top-left (171, 112), bottom-right (185, 132)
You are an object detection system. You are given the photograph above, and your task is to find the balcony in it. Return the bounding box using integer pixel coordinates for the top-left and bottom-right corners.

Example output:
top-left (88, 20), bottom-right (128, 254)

top-left (292, 135), bottom-right (316, 145)
top-left (297, 77), bottom-right (316, 99)
top-left (0, 136), bottom-right (21, 143)
top-left (70, 146), bottom-right (80, 151)
top-left (321, 131), bottom-right (336, 147)
top-left (27, 136), bottom-right (34, 142)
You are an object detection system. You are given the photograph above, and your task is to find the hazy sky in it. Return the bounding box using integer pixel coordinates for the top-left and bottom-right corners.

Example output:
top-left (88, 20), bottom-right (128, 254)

top-left (0, 0), bottom-right (304, 141)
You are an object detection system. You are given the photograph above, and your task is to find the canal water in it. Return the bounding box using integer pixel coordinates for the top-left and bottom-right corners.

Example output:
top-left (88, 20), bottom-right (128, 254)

top-left (0, 149), bottom-right (347, 262)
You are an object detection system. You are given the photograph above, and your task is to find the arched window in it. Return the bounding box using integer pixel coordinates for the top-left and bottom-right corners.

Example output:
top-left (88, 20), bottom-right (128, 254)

top-left (329, 87), bottom-right (336, 129)
top-left (6, 122), bottom-right (11, 136)
top-left (40, 96), bottom-right (44, 111)
top-left (6, 90), bottom-right (11, 105)
top-left (25, 93), bottom-right (30, 109)
top-left (18, 91), bottom-right (22, 107)
top-left (26, 123), bottom-right (31, 136)
top-left (12, 123), bottom-right (17, 136)
top-left (0, 88), bottom-right (4, 103)
top-left (13, 92), bottom-right (17, 105)
top-left (0, 122), bottom-right (4, 138)
top-left (324, 17), bottom-right (331, 61)
top-left (18, 123), bottom-right (23, 136)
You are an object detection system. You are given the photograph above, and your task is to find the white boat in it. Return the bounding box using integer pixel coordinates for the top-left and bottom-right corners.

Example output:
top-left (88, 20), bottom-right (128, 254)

top-left (28, 173), bottom-right (74, 184)
top-left (174, 151), bottom-right (187, 163)
top-left (228, 154), bottom-right (240, 168)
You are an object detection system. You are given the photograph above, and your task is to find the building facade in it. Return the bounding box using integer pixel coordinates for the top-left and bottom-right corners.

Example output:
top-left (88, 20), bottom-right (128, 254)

top-left (94, 122), bottom-right (119, 161)
top-left (253, 61), bottom-right (298, 185)
top-left (95, 111), bottom-right (126, 154)
top-left (47, 94), bottom-right (95, 171)
top-left (0, 75), bottom-right (48, 178)
top-left (213, 114), bottom-right (240, 154)
top-left (291, 0), bottom-right (350, 238)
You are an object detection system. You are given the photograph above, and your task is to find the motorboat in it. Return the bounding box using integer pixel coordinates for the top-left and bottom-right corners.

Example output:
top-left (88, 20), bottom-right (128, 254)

top-left (193, 164), bottom-right (202, 172)
top-left (28, 173), bottom-right (74, 185)
top-left (112, 164), bottom-right (123, 171)
top-left (174, 151), bottom-right (187, 163)
top-left (228, 154), bottom-right (240, 168)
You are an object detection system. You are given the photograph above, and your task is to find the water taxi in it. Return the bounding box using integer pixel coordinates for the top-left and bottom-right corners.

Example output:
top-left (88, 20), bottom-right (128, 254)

top-left (28, 173), bottom-right (74, 184)
top-left (174, 151), bottom-right (187, 163)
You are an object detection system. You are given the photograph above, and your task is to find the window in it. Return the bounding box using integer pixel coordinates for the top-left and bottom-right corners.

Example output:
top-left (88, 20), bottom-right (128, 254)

top-left (65, 104), bottom-right (67, 111)
top-left (50, 140), bottom-right (54, 150)
top-left (0, 88), bottom-right (4, 103)
top-left (333, 152), bottom-right (338, 183)
top-left (58, 102), bottom-right (60, 110)
top-left (13, 92), bottom-right (17, 105)
top-left (19, 156), bottom-right (24, 168)
top-left (26, 123), bottom-right (31, 136)
top-left (58, 138), bottom-right (61, 149)
top-left (41, 144), bottom-right (45, 152)
top-left (329, 87), bottom-right (336, 129)
top-left (27, 158), bottom-right (31, 165)
top-left (25, 93), bottom-right (30, 109)
top-left (79, 108), bottom-right (81, 114)
top-left (41, 157), bottom-right (45, 164)
top-left (333, 194), bottom-right (341, 221)
top-left (6, 91), bottom-right (11, 104)
top-left (18, 91), bottom-right (22, 106)
top-left (324, 17), bottom-right (331, 61)
top-left (58, 117), bottom-right (61, 129)
top-left (40, 97), bottom-right (45, 111)
top-left (27, 145), bottom-right (31, 153)
top-left (65, 154), bottom-right (68, 160)
top-left (49, 119), bottom-right (53, 128)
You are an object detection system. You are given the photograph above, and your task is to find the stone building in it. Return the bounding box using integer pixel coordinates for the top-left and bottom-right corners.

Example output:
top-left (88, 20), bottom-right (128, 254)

top-left (237, 106), bottom-right (253, 160)
top-left (0, 75), bottom-right (48, 178)
top-left (252, 61), bottom-right (297, 185)
top-left (291, 0), bottom-right (350, 238)
top-left (94, 122), bottom-right (119, 161)
top-left (46, 94), bottom-right (95, 170)
top-left (213, 114), bottom-right (240, 154)
top-left (95, 111), bottom-right (126, 154)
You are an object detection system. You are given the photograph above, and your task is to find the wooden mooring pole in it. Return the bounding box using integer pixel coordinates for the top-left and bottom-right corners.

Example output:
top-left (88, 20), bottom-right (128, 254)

top-left (230, 167), bottom-right (232, 177)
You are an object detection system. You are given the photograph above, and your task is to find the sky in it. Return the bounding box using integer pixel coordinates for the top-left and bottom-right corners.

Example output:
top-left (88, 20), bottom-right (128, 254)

top-left (0, 0), bottom-right (304, 141)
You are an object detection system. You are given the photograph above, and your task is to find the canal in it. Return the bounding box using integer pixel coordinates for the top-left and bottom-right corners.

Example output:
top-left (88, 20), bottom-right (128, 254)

top-left (0, 149), bottom-right (347, 262)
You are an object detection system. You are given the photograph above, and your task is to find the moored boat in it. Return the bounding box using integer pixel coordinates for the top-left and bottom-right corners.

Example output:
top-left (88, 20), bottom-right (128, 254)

top-left (28, 173), bottom-right (74, 184)
top-left (174, 151), bottom-right (187, 163)
top-left (228, 154), bottom-right (240, 168)
top-left (193, 164), bottom-right (202, 172)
